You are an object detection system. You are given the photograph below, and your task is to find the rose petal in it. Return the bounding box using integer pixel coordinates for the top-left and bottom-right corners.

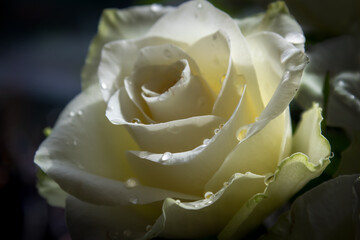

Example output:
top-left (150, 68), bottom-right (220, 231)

top-left (66, 196), bottom-right (161, 240)
top-left (107, 88), bottom-right (226, 153)
top-left (245, 32), bottom-right (308, 139)
top-left (126, 88), bottom-right (250, 195)
top-left (219, 104), bottom-right (331, 240)
top-left (81, 4), bottom-right (174, 90)
top-left (262, 175), bottom-right (360, 240)
top-left (237, 1), bottom-right (305, 49)
top-left (34, 85), bottom-right (198, 205)
top-left (146, 0), bottom-right (264, 116)
top-left (142, 172), bottom-right (266, 239)
top-left (205, 108), bottom-right (291, 192)
top-left (186, 30), bottom-right (230, 96)
top-left (37, 170), bottom-right (68, 208)
top-left (98, 37), bottom-right (187, 102)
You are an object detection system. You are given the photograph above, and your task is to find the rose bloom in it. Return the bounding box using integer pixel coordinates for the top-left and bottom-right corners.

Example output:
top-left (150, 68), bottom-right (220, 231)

top-left (35, 1), bottom-right (331, 239)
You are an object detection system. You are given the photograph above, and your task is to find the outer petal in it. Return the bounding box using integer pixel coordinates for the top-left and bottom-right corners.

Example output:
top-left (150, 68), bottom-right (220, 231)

top-left (34, 85), bottom-right (198, 206)
top-left (66, 196), bottom-right (161, 240)
top-left (206, 108), bottom-right (291, 192)
top-left (219, 104), bottom-right (331, 239)
top-left (142, 172), bottom-right (266, 239)
top-left (37, 170), bottom-right (67, 208)
top-left (262, 175), bottom-right (360, 240)
top-left (237, 1), bottom-right (305, 49)
top-left (245, 32), bottom-right (308, 139)
top-left (81, 4), bottom-right (174, 89)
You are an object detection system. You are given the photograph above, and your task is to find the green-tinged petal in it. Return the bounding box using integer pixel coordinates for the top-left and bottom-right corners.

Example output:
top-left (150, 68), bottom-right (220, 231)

top-left (37, 169), bottom-right (67, 207)
top-left (35, 85), bottom-right (198, 206)
top-left (142, 173), bottom-right (266, 239)
top-left (66, 196), bottom-right (162, 240)
top-left (219, 153), bottom-right (330, 240)
top-left (219, 104), bottom-right (330, 239)
top-left (292, 103), bottom-right (331, 164)
top-left (237, 1), bottom-right (304, 49)
top-left (81, 4), bottom-right (174, 89)
top-left (336, 132), bottom-right (360, 175)
top-left (261, 175), bottom-right (360, 240)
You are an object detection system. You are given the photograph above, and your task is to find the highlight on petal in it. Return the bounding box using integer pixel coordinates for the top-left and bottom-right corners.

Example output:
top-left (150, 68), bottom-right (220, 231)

top-left (219, 104), bottom-right (330, 240)
top-left (262, 175), bottom-right (360, 240)
top-left (142, 172), bottom-right (266, 239)
top-left (237, 1), bottom-right (305, 49)
top-left (81, 4), bottom-right (174, 89)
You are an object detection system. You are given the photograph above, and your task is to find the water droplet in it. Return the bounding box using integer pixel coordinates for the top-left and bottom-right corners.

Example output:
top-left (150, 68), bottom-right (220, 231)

top-left (219, 123), bottom-right (224, 129)
top-left (329, 152), bottom-right (335, 158)
top-left (68, 111), bottom-right (75, 117)
top-left (101, 82), bottom-right (108, 89)
top-left (73, 139), bottom-right (78, 146)
top-left (107, 231), bottom-right (121, 240)
top-left (202, 138), bottom-right (210, 146)
top-left (237, 127), bottom-right (248, 141)
top-left (197, 2), bottom-right (203, 8)
top-left (219, 74), bottom-right (226, 85)
top-left (145, 225), bottom-right (152, 232)
top-left (204, 191), bottom-right (214, 199)
top-left (164, 49), bottom-right (172, 58)
top-left (285, 32), bottom-right (305, 44)
top-left (123, 230), bottom-right (132, 238)
top-left (223, 181), bottom-right (229, 187)
top-left (131, 118), bottom-right (141, 124)
top-left (161, 152), bottom-right (172, 162)
top-left (175, 199), bottom-right (181, 204)
top-left (129, 196), bottom-right (139, 204)
top-left (150, 4), bottom-right (161, 12)
top-left (212, 33), bottom-right (218, 40)
top-left (214, 128), bottom-right (220, 134)
top-left (77, 110), bottom-right (83, 116)
top-left (125, 178), bottom-right (138, 188)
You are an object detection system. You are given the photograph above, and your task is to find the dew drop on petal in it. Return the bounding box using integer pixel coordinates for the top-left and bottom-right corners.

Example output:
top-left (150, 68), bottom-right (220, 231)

top-left (150, 4), bottom-right (161, 12)
top-left (131, 118), bottom-right (141, 124)
top-left (197, 2), bottom-right (203, 9)
top-left (202, 138), bottom-right (210, 146)
top-left (175, 199), bottom-right (181, 204)
top-left (129, 196), bottom-right (139, 204)
top-left (73, 139), bottom-right (78, 146)
top-left (214, 128), bottom-right (220, 135)
top-left (68, 111), bottom-right (75, 117)
top-left (125, 178), bottom-right (138, 188)
top-left (101, 82), bottom-right (108, 90)
top-left (329, 152), bottom-right (335, 158)
top-left (161, 152), bottom-right (172, 162)
top-left (237, 128), bottom-right (248, 141)
top-left (164, 49), bottom-right (172, 58)
top-left (77, 110), bottom-right (83, 116)
top-left (204, 191), bottom-right (214, 199)
top-left (145, 225), bottom-right (152, 232)
top-left (223, 181), bottom-right (229, 187)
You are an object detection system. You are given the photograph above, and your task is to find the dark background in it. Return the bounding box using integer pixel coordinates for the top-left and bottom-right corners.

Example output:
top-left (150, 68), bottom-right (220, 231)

top-left (1, 0), bottom-right (355, 239)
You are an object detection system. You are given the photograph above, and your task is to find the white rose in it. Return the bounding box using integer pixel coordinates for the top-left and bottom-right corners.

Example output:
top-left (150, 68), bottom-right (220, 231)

top-left (35, 1), bottom-right (330, 239)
